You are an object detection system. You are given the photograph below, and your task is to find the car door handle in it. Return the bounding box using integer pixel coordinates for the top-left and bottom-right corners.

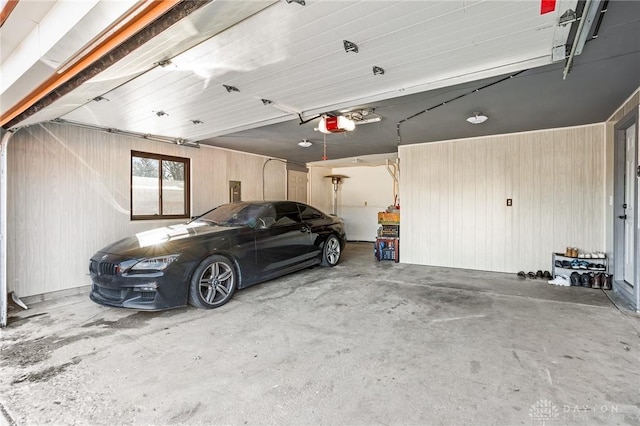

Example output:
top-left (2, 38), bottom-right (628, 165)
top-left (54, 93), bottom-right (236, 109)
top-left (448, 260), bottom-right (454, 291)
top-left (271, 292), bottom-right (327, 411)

top-left (618, 215), bottom-right (628, 220)
top-left (300, 226), bottom-right (310, 232)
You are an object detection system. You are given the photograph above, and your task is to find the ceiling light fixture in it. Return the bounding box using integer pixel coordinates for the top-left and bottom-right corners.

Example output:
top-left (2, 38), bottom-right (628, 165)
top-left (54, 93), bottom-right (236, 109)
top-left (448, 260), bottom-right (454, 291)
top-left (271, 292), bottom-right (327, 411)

top-left (298, 139), bottom-right (312, 148)
top-left (317, 115), bottom-right (356, 134)
top-left (466, 112), bottom-right (488, 124)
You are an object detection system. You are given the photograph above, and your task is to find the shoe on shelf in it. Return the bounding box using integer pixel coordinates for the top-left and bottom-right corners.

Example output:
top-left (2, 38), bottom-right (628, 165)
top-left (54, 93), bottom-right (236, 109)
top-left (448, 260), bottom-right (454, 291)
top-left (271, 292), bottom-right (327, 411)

top-left (602, 274), bottom-right (613, 290)
top-left (517, 271), bottom-right (526, 279)
top-left (570, 272), bottom-right (581, 286)
top-left (548, 275), bottom-right (570, 286)
top-left (562, 260), bottom-right (572, 268)
top-left (592, 273), bottom-right (603, 289)
top-left (555, 260), bottom-right (563, 268)
top-left (580, 273), bottom-right (593, 288)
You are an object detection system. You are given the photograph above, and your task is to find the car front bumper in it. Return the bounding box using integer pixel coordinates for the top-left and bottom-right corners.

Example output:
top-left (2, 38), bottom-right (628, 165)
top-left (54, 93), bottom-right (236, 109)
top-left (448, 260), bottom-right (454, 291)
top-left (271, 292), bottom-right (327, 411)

top-left (89, 253), bottom-right (190, 311)
top-left (89, 281), bottom-right (175, 311)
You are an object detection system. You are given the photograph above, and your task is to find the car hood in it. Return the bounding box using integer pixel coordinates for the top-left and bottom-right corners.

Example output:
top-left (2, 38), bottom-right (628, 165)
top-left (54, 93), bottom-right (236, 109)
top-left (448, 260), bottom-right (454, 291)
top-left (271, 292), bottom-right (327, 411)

top-left (98, 221), bottom-right (242, 257)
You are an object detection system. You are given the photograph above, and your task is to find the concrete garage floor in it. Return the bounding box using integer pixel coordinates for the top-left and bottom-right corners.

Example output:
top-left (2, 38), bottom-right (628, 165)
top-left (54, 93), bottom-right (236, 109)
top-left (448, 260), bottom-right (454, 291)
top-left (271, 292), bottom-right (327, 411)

top-left (1, 243), bottom-right (639, 425)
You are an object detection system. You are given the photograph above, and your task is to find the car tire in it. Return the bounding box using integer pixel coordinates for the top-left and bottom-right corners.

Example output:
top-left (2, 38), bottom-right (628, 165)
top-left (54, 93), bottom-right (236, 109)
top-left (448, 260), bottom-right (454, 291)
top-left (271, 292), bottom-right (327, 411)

top-left (188, 255), bottom-right (237, 309)
top-left (321, 235), bottom-right (341, 267)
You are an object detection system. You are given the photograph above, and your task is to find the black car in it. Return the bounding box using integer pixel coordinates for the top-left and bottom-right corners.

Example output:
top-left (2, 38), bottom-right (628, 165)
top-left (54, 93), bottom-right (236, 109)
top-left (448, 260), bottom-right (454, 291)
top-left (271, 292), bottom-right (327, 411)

top-left (89, 201), bottom-right (346, 310)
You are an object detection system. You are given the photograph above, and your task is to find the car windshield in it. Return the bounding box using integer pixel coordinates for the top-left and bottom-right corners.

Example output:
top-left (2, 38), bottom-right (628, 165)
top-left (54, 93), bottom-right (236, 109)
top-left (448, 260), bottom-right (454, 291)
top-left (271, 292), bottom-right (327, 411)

top-left (195, 203), bottom-right (271, 227)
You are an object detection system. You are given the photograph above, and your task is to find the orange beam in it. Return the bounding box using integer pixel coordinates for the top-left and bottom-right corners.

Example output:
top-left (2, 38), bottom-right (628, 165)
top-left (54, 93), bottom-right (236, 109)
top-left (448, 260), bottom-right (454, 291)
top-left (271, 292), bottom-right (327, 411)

top-left (1, 0), bottom-right (181, 128)
top-left (0, 0), bottom-right (19, 28)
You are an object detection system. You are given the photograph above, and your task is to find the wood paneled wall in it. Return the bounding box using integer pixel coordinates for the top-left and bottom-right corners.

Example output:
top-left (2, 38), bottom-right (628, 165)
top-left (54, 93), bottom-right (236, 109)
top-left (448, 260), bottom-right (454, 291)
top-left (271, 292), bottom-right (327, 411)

top-left (399, 124), bottom-right (605, 273)
top-left (7, 122), bottom-right (286, 297)
top-left (308, 166), bottom-right (333, 214)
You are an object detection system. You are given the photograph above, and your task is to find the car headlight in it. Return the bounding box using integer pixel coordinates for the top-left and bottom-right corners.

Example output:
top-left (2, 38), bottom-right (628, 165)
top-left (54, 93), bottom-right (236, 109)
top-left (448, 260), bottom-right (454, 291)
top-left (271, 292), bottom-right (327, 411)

top-left (131, 255), bottom-right (180, 271)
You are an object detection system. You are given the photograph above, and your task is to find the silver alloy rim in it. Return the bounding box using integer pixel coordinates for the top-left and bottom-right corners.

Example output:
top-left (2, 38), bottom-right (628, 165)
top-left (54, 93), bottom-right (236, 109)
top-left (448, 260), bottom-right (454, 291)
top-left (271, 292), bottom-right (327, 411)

top-left (326, 237), bottom-right (340, 265)
top-left (198, 261), bottom-right (234, 305)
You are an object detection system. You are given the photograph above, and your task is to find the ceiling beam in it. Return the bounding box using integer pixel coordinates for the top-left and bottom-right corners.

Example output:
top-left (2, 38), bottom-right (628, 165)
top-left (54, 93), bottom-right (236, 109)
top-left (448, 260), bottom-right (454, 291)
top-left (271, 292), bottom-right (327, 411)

top-left (1, 0), bottom-right (209, 129)
top-left (0, 0), bottom-right (18, 28)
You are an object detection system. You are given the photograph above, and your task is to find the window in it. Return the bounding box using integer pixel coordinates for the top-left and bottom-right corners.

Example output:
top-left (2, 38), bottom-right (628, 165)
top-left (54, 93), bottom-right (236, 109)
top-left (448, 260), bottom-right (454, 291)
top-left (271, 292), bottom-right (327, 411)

top-left (273, 202), bottom-right (302, 227)
top-left (131, 151), bottom-right (190, 220)
top-left (298, 204), bottom-right (325, 221)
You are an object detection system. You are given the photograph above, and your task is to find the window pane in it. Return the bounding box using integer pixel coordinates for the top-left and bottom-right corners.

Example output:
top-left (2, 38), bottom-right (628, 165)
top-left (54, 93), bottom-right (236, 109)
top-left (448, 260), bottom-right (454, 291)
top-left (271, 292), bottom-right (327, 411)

top-left (299, 204), bottom-right (324, 221)
top-left (131, 151), bottom-right (190, 220)
top-left (162, 160), bottom-right (185, 215)
top-left (274, 202), bottom-right (301, 226)
top-left (132, 157), bottom-right (159, 216)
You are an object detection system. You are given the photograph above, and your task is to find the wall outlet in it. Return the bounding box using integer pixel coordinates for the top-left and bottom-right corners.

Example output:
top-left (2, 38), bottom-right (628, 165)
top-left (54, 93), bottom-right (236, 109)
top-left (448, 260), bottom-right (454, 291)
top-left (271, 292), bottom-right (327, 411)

top-left (506, 198), bottom-right (512, 207)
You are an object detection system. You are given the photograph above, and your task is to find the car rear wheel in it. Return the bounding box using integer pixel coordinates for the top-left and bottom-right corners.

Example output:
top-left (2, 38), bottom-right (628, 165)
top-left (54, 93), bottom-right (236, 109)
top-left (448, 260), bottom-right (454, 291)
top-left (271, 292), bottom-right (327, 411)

top-left (189, 255), bottom-right (237, 309)
top-left (321, 235), bottom-right (341, 267)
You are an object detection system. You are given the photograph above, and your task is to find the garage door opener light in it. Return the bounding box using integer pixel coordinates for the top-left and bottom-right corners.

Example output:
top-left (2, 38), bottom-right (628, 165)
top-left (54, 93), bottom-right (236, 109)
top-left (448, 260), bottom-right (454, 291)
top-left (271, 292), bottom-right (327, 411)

top-left (317, 115), bottom-right (356, 134)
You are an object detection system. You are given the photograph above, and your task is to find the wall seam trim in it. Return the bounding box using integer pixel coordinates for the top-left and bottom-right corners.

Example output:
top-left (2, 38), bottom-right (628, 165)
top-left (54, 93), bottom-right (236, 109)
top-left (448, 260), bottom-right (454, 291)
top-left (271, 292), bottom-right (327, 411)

top-left (606, 86), bottom-right (640, 122)
top-left (400, 123), bottom-right (606, 150)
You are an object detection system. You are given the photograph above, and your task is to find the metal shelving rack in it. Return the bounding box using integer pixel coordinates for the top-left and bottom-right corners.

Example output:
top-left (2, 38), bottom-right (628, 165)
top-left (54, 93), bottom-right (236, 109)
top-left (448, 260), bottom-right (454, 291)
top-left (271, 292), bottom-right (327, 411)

top-left (551, 252), bottom-right (608, 277)
top-left (376, 212), bottom-right (399, 262)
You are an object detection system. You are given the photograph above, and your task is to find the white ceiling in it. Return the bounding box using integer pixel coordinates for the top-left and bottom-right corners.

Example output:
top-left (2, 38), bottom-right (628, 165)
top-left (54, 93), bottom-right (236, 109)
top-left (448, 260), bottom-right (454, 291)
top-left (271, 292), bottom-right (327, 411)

top-left (59, 0), bottom-right (573, 138)
top-left (0, 1), bottom-right (57, 63)
top-left (0, 0), bottom-right (139, 112)
top-left (2, 0), bottom-right (639, 164)
top-left (7, 0), bottom-right (574, 134)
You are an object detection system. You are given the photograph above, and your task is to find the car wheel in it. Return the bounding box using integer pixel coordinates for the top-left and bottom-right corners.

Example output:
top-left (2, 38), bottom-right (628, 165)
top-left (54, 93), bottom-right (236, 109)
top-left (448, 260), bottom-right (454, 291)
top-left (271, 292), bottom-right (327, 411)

top-left (189, 255), bottom-right (237, 309)
top-left (321, 235), bottom-right (341, 267)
